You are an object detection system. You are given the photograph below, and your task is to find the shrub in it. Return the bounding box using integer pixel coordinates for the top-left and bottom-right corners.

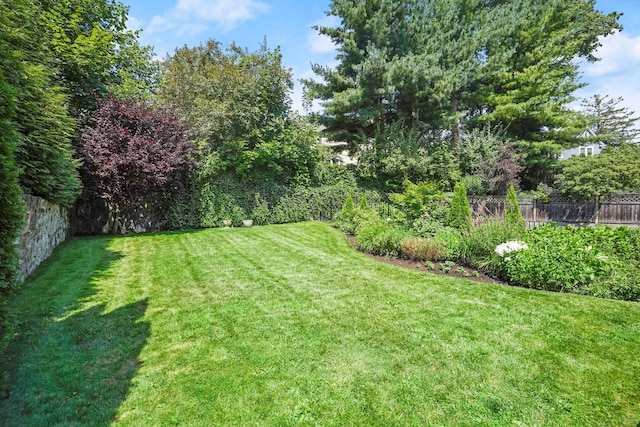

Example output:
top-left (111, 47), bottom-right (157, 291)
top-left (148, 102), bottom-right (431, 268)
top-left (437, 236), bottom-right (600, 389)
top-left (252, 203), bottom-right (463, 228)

top-left (465, 218), bottom-right (524, 270)
top-left (447, 182), bottom-right (471, 231)
top-left (359, 196), bottom-right (369, 211)
top-left (355, 216), bottom-right (408, 257)
top-left (434, 227), bottom-right (466, 261)
top-left (461, 175), bottom-right (485, 196)
top-left (389, 179), bottom-right (444, 222)
top-left (79, 97), bottom-right (193, 232)
top-left (0, 73), bottom-right (25, 297)
top-left (410, 217), bottom-right (447, 238)
top-left (271, 193), bottom-right (310, 224)
top-left (502, 240), bottom-right (608, 293)
top-left (499, 223), bottom-right (640, 301)
top-left (505, 184), bottom-right (525, 231)
top-left (251, 193), bottom-right (270, 226)
top-left (340, 196), bottom-right (356, 222)
top-left (400, 237), bottom-right (446, 261)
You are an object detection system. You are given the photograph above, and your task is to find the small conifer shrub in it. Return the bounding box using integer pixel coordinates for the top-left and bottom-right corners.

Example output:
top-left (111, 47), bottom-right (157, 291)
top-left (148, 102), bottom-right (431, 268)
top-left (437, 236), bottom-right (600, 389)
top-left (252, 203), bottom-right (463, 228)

top-left (447, 182), bottom-right (471, 231)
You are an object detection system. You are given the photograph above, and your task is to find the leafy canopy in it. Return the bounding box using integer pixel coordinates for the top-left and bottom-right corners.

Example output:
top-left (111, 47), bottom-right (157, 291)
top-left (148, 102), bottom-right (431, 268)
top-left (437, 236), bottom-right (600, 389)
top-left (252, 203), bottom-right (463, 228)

top-left (79, 97), bottom-right (193, 212)
top-left (558, 143), bottom-right (640, 200)
top-left (306, 0), bottom-right (621, 190)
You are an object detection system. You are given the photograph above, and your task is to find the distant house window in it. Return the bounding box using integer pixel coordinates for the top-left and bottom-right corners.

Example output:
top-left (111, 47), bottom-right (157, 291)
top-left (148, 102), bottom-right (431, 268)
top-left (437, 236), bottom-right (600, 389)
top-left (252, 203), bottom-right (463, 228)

top-left (579, 146), bottom-right (594, 156)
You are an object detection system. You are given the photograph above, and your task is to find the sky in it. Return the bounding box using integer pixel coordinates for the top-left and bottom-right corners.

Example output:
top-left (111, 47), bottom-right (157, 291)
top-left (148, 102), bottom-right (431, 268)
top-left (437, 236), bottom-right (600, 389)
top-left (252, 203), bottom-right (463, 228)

top-left (123, 0), bottom-right (640, 116)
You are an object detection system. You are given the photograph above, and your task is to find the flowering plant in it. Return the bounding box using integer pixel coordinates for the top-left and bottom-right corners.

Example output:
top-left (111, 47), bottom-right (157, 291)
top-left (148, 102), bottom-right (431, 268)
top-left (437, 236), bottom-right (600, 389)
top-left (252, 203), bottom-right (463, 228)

top-left (495, 241), bottom-right (529, 257)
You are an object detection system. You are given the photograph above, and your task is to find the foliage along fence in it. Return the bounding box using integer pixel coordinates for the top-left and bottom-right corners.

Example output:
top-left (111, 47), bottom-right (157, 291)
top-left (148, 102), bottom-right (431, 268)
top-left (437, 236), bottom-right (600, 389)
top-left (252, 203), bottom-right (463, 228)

top-left (469, 193), bottom-right (640, 227)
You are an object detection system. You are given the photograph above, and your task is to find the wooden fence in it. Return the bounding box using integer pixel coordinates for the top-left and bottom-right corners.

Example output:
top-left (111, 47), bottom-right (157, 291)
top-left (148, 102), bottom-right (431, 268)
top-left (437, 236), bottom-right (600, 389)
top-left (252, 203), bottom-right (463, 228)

top-left (469, 193), bottom-right (640, 227)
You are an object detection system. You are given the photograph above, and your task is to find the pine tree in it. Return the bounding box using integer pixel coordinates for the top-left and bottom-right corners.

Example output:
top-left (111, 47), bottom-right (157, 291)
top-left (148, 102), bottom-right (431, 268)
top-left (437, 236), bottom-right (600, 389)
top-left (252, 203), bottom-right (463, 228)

top-left (305, 0), bottom-right (621, 190)
top-left (580, 94), bottom-right (640, 147)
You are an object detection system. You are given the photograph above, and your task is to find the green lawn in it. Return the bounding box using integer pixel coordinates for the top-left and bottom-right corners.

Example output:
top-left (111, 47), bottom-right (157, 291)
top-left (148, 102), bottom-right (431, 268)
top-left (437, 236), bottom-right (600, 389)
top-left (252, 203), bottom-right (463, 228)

top-left (1, 222), bottom-right (639, 426)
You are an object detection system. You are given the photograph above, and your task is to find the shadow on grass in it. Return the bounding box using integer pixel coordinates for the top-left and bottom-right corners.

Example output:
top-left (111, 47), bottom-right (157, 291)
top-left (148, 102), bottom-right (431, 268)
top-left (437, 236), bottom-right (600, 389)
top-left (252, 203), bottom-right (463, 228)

top-left (0, 237), bottom-right (150, 426)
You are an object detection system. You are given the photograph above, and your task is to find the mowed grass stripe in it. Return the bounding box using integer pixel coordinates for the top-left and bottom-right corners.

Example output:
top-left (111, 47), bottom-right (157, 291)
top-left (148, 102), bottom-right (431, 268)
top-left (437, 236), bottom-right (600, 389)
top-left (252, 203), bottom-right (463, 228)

top-left (1, 222), bottom-right (639, 426)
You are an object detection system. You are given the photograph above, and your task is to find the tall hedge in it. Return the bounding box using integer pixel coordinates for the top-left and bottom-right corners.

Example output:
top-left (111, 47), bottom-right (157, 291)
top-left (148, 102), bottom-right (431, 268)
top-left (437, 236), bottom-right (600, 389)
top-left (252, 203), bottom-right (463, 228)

top-left (0, 69), bottom-right (25, 297)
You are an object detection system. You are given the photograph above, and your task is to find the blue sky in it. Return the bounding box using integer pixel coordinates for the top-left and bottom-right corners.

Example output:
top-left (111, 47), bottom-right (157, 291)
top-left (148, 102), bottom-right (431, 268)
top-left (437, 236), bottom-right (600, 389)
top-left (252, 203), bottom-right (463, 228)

top-left (123, 0), bottom-right (640, 116)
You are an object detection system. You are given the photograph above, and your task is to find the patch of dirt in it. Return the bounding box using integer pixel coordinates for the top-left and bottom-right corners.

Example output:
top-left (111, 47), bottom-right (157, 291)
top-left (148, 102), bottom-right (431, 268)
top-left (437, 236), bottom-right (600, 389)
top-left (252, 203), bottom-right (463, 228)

top-left (344, 234), bottom-right (502, 285)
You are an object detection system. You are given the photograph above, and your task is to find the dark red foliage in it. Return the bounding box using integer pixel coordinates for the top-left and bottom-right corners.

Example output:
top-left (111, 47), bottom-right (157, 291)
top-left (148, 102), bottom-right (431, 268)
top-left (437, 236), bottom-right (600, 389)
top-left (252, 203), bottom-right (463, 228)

top-left (79, 97), bottom-right (193, 208)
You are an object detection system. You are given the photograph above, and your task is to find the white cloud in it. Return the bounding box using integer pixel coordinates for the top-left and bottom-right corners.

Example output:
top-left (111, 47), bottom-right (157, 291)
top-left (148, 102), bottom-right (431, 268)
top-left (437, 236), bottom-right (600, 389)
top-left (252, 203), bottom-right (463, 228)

top-left (176, 0), bottom-right (270, 25)
top-left (577, 30), bottom-right (640, 118)
top-left (126, 15), bottom-right (143, 32)
top-left (584, 31), bottom-right (640, 77)
top-left (307, 16), bottom-right (339, 54)
top-left (146, 0), bottom-right (271, 36)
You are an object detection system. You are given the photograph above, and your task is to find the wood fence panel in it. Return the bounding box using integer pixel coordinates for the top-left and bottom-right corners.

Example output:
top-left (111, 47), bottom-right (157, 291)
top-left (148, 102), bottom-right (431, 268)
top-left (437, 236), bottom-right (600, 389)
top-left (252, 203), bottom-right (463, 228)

top-left (469, 194), bottom-right (640, 226)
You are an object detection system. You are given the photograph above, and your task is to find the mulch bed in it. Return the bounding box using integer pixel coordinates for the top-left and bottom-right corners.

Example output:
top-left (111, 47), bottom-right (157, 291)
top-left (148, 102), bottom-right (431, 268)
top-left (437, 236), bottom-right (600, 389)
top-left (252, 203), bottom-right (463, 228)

top-left (344, 234), bottom-right (502, 285)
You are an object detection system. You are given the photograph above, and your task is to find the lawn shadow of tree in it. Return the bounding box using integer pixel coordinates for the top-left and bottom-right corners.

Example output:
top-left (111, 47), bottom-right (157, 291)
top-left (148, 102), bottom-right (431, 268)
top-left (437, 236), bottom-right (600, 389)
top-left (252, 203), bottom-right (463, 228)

top-left (0, 237), bottom-right (150, 426)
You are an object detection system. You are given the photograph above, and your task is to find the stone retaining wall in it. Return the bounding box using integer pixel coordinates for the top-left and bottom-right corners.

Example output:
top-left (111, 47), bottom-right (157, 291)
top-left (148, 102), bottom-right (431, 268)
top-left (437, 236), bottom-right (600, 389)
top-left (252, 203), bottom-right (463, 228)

top-left (17, 195), bottom-right (70, 281)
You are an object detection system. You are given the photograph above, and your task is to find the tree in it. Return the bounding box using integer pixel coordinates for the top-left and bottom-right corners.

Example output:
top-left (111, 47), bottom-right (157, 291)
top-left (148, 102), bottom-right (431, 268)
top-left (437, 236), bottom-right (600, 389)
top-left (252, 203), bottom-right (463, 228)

top-left (505, 184), bottom-right (525, 231)
top-left (40, 0), bottom-right (158, 121)
top-left (456, 125), bottom-right (524, 195)
top-left (557, 143), bottom-right (640, 200)
top-left (306, 0), bottom-right (621, 189)
top-left (0, 0), bottom-right (81, 207)
top-left (0, 67), bottom-right (25, 294)
top-left (357, 120), bottom-right (459, 191)
top-left (161, 40), bottom-right (291, 151)
top-left (447, 182), bottom-right (471, 231)
top-left (160, 39), bottom-right (322, 186)
top-left (79, 97), bottom-right (193, 231)
top-left (580, 94), bottom-right (640, 147)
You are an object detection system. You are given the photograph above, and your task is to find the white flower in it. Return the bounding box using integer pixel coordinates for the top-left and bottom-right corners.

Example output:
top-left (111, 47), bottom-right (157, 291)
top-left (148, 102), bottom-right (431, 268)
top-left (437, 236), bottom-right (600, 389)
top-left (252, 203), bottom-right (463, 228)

top-left (495, 241), bottom-right (529, 257)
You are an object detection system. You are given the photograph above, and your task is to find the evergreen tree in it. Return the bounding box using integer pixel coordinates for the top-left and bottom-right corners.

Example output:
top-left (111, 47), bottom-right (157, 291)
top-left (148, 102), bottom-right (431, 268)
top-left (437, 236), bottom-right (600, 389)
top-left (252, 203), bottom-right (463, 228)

top-left (359, 196), bottom-right (369, 211)
top-left (306, 0), bottom-right (621, 189)
top-left (580, 94), bottom-right (640, 147)
top-left (0, 67), bottom-right (25, 294)
top-left (505, 184), bottom-right (525, 231)
top-left (340, 196), bottom-right (356, 222)
top-left (447, 182), bottom-right (471, 231)
top-left (0, 0), bottom-right (81, 206)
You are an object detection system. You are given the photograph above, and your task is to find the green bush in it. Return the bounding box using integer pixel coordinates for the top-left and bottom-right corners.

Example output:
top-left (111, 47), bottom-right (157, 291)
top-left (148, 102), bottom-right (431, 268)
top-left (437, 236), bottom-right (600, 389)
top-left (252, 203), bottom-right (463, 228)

top-left (355, 216), bottom-right (408, 257)
top-left (0, 71), bottom-right (25, 296)
top-left (505, 184), bottom-right (525, 231)
top-left (359, 196), bottom-right (369, 211)
top-left (410, 217), bottom-right (447, 237)
top-left (461, 175), bottom-right (485, 196)
top-left (340, 196), bottom-right (356, 222)
top-left (251, 193), bottom-right (270, 226)
top-left (447, 182), bottom-right (471, 231)
top-left (271, 193), bottom-right (310, 224)
top-left (465, 218), bottom-right (524, 270)
top-left (389, 179), bottom-right (445, 223)
top-left (400, 237), bottom-right (446, 261)
top-left (499, 224), bottom-right (640, 301)
top-left (434, 227), bottom-right (467, 261)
